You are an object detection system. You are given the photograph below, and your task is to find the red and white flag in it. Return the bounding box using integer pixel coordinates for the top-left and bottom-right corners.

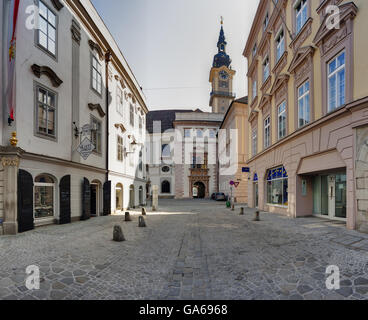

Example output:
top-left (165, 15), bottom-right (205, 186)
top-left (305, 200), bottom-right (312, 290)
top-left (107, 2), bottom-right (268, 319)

top-left (6, 0), bottom-right (20, 124)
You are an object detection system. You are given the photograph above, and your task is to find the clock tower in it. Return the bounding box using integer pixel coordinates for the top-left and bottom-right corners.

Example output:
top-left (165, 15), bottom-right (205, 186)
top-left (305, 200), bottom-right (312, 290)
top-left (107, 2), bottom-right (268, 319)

top-left (209, 18), bottom-right (236, 114)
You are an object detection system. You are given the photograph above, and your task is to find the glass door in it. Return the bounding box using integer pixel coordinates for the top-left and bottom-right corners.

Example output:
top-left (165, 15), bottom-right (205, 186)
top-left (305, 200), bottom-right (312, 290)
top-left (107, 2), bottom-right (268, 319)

top-left (335, 174), bottom-right (347, 218)
top-left (254, 183), bottom-right (259, 208)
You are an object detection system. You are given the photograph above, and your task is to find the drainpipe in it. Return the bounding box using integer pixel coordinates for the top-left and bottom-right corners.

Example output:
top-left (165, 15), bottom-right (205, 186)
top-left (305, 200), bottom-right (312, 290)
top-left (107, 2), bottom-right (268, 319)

top-left (105, 50), bottom-right (111, 182)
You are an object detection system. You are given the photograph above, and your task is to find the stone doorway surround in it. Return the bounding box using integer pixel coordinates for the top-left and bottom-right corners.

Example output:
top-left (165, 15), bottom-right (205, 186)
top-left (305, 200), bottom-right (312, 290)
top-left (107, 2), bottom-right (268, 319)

top-left (0, 146), bottom-right (23, 235)
top-left (189, 168), bottom-right (210, 198)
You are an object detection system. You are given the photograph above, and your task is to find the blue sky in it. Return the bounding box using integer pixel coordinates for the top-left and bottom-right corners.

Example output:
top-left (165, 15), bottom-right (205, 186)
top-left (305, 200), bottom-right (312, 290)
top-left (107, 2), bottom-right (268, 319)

top-left (91, 0), bottom-right (259, 111)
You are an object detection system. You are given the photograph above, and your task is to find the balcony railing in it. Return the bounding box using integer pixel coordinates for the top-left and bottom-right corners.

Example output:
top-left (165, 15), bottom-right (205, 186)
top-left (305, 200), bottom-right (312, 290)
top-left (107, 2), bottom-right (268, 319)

top-left (210, 91), bottom-right (236, 98)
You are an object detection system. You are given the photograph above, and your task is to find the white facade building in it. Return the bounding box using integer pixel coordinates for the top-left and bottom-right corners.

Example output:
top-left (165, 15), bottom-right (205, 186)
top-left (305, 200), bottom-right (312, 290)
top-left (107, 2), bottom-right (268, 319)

top-left (0, 0), bottom-right (148, 235)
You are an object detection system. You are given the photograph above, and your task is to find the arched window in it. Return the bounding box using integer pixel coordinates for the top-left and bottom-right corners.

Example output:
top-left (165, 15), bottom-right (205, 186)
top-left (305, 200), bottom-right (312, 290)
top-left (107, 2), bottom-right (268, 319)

top-left (34, 174), bottom-right (55, 219)
top-left (162, 144), bottom-right (171, 157)
top-left (161, 180), bottom-right (171, 194)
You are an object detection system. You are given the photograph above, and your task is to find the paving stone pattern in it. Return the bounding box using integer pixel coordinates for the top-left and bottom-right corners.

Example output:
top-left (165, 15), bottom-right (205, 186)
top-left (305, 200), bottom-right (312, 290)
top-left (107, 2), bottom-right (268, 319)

top-left (0, 200), bottom-right (368, 300)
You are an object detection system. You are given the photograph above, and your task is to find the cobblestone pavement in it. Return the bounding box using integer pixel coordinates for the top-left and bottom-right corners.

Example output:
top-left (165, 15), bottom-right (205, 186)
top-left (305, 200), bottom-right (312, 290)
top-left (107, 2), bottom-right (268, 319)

top-left (1, 199), bottom-right (368, 300)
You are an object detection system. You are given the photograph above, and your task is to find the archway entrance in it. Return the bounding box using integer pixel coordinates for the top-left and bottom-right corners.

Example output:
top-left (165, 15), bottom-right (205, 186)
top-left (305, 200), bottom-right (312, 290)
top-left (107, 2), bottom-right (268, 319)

top-left (129, 185), bottom-right (135, 209)
top-left (193, 182), bottom-right (206, 199)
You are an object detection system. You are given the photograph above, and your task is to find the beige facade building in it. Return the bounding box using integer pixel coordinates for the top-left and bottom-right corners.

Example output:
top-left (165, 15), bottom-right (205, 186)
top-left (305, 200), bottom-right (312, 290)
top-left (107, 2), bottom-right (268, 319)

top-left (244, 0), bottom-right (368, 232)
top-left (218, 97), bottom-right (249, 203)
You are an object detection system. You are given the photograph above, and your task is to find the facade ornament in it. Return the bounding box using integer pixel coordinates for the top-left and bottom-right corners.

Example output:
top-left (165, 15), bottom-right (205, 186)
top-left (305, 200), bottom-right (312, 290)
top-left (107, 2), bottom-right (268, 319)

top-left (31, 64), bottom-right (63, 87)
top-left (88, 103), bottom-right (106, 118)
top-left (51, 0), bottom-right (64, 11)
top-left (71, 20), bottom-right (81, 45)
top-left (10, 132), bottom-right (18, 147)
top-left (1, 157), bottom-right (20, 167)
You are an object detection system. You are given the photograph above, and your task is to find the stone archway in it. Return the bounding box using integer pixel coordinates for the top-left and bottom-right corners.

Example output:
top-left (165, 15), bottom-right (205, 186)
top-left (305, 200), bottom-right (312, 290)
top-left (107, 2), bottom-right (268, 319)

top-left (193, 182), bottom-right (206, 199)
top-left (189, 177), bottom-right (209, 198)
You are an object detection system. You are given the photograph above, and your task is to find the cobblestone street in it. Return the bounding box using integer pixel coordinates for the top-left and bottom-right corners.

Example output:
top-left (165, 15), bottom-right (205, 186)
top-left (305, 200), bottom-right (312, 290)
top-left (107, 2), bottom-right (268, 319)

top-left (1, 199), bottom-right (368, 300)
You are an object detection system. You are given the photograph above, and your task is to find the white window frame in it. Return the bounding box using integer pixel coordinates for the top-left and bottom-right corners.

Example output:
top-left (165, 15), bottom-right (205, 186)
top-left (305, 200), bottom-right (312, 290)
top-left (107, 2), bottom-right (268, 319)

top-left (116, 86), bottom-right (124, 116)
top-left (252, 79), bottom-right (257, 100)
top-left (264, 116), bottom-right (271, 149)
top-left (328, 51), bottom-right (346, 112)
top-left (34, 180), bottom-right (55, 220)
top-left (36, 0), bottom-right (57, 57)
top-left (252, 127), bottom-right (257, 157)
top-left (278, 101), bottom-right (287, 140)
top-left (263, 56), bottom-right (270, 83)
top-left (298, 80), bottom-right (310, 128)
top-left (276, 29), bottom-right (285, 62)
top-left (91, 54), bottom-right (102, 95)
top-left (35, 85), bottom-right (57, 139)
top-left (117, 135), bottom-right (124, 162)
top-left (295, 0), bottom-right (308, 34)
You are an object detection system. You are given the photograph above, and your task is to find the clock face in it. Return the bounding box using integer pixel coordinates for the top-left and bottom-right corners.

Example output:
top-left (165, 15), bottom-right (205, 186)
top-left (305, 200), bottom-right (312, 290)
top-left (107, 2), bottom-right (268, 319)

top-left (219, 71), bottom-right (229, 80)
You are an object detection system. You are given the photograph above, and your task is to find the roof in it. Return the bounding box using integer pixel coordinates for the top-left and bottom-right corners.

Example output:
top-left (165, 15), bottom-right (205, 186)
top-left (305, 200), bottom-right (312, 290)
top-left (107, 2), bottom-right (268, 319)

top-left (146, 109), bottom-right (197, 134)
top-left (220, 96), bottom-right (248, 129)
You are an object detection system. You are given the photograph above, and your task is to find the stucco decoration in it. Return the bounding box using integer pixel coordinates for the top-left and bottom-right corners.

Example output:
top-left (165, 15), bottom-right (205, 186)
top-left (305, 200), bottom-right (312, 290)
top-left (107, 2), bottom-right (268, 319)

top-left (88, 40), bottom-right (104, 60)
top-left (51, 0), bottom-right (64, 11)
top-left (288, 46), bottom-right (315, 74)
top-left (115, 123), bottom-right (126, 133)
top-left (258, 94), bottom-right (272, 115)
top-left (31, 64), bottom-right (63, 87)
top-left (71, 20), bottom-right (81, 45)
top-left (270, 73), bottom-right (290, 95)
top-left (313, 2), bottom-right (358, 49)
top-left (88, 103), bottom-right (106, 118)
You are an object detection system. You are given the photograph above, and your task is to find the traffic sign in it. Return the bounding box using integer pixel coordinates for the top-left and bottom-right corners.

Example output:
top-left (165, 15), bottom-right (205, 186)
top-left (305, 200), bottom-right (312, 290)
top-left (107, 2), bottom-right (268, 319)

top-left (234, 182), bottom-right (240, 188)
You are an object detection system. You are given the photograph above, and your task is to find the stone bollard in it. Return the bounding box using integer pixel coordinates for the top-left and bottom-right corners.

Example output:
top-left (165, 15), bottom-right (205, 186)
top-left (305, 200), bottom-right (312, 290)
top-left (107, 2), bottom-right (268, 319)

top-left (138, 216), bottom-right (146, 228)
top-left (253, 210), bottom-right (260, 221)
top-left (240, 207), bottom-right (244, 215)
top-left (113, 225), bottom-right (125, 242)
top-left (142, 207), bottom-right (147, 216)
top-left (231, 203), bottom-right (235, 211)
top-left (125, 212), bottom-right (132, 222)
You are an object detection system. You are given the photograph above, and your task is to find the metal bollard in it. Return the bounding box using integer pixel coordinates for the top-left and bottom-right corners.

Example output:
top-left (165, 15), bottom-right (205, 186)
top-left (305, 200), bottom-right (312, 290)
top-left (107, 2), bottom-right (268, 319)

top-left (253, 210), bottom-right (260, 221)
top-left (240, 207), bottom-right (244, 215)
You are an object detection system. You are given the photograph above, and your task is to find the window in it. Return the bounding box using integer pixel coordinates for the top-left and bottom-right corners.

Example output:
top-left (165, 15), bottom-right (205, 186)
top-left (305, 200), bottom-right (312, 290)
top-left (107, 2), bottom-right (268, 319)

top-left (161, 180), bottom-right (171, 194)
top-left (209, 129), bottom-right (216, 139)
top-left (276, 30), bottom-right (285, 62)
top-left (267, 166), bottom-right (288, 206)
top-left (91, 55), bottom-right (102, 95)
top-left (91, 116), bottom-right (102, 153)
top-left (162, 166), bottom-right (170, 173)
top-left (36, 0), bottom-right (56, 56)
top-left (184, 129), bottom-right (191, 138)
top-left (34, 175), bottom-right (55, 219)
top-left (139, 151), bottom-right (143, 172)
top-left (264, 116), bottom-right (271, 149)
top-left (298, 80), bottom-right (310, 128)
top-left (328, 52), bottom-right (345, 112)
top-left (252, 43), bottom-right (257, 58)
top-left (252, 127), bottom-right (257, 157)
top-left (296, 0), bottom-right (308, 34)
top-left (117, 87), bottom-right (124, 116)
top-left (197, 129), bottom-right (203, 138)
top-left (130, 104), bottom-right (134, 126)
top-left (139, 116), bottom-right (143, 135)
top-left (263, 12), bottom-right (269, 31)
top-left (263, 57), bottom-right (270, 82)
top-left (117, 135), bottom-right (124, 162)
top-left (278, 101), bottom-right (287, 140)
top-left (36, 86), bottom-right (56, 138)
top-left (219, 81), bottom-right (229, 89)
top-left (162, 144), bottom-right (171, 157)
top-left (252, 80), bottom-right (257, 100)
top-left (192, 153), bottom-right (208, 169)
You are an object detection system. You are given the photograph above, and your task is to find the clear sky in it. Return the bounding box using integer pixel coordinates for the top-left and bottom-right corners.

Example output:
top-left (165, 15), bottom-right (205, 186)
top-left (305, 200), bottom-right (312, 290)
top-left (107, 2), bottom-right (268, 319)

top-left (91, 0), bottom-right (259, 111)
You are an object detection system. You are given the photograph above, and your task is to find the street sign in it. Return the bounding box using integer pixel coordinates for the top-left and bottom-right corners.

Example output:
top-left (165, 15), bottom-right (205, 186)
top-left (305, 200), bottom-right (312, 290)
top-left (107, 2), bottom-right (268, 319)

top-left (230, 181), bottom-right (234, 186)
top-left (242, 167), bottom-right (250, 173)
top-left (77, 137), bottom-right (95, 160)
top-left (234, 182), bottom-right (240, 188)
top-left (81, 124), bottom-right (92, 136)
